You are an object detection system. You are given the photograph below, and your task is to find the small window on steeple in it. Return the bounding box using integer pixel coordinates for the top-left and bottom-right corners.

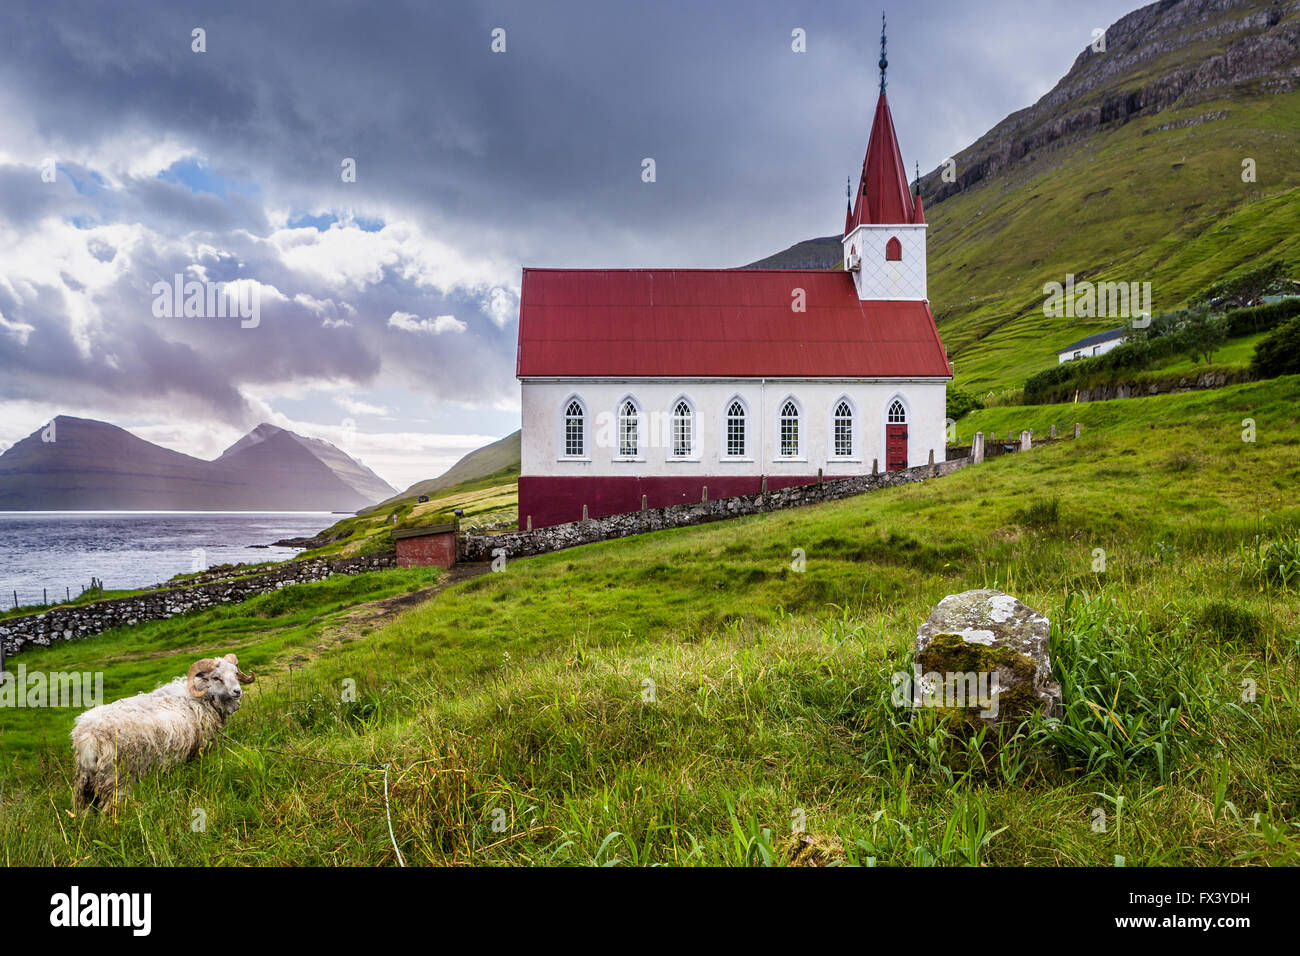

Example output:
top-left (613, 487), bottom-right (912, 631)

top-left (886, 237), bottom-right (902, 261)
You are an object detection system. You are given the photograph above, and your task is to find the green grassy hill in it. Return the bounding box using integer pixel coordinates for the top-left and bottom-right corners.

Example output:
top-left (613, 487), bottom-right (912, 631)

top-left (931, 91), bottom-right (1300, 396)
top-left (4, 376), bottom-right (1297, 865)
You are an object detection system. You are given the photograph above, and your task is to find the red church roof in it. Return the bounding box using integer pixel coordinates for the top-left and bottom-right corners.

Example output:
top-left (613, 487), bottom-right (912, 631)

top-left (847, 92), bottom-right (922, 231)
top-left (516, 268), bottom-right (951, 379)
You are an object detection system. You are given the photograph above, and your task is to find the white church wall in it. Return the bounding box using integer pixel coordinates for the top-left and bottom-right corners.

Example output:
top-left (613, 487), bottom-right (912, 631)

top-left (843, 224), bottom-right (927, 300)
top-left (521, 378), bottom-right (949, 477)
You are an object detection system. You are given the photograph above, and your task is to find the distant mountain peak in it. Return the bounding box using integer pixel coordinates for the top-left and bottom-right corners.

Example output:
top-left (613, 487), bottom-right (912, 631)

top-left (0, 416), bottom-right (396, 512)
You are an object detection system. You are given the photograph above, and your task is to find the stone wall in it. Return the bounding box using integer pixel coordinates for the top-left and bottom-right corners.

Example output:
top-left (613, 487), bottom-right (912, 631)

top-left (0, 553), bottom-right (395, 658)
top-left (461, 458), bottom-right (971, 562)
top-left (1071, 370), bottom-right (1249, 404)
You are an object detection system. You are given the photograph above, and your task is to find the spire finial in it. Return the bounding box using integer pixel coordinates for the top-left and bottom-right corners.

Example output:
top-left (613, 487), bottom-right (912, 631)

top-left (879, 12), bottom-right (888, 94)
top-left (846, 176), bottom-right (851, 200)
top-left (915, 160), bottom-right (920, 193)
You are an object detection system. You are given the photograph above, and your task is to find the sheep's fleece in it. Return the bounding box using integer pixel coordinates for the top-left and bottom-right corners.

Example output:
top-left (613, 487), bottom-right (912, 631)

top-left (71, 654), bottom-right (254, 812)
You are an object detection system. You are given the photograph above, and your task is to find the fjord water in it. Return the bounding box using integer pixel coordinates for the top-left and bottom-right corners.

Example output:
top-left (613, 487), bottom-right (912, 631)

top-left (0, 512), bottom-right (334, 607)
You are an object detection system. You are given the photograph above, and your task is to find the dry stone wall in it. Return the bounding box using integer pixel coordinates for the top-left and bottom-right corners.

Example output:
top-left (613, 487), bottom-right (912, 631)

top-left (461, 458), bottom-right (971, 562)
top-left (0, 554), bottom-right (394, 658)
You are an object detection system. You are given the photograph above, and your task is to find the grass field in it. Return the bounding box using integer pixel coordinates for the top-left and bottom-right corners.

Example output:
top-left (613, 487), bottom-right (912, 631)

top-left (2, 376), bottom-right (1297, 865)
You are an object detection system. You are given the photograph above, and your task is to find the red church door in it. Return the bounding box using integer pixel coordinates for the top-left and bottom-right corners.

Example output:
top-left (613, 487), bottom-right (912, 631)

top-left (885, 398), bottom-right (908, 471)
top-left (886, 424), bottom-right (908, 471)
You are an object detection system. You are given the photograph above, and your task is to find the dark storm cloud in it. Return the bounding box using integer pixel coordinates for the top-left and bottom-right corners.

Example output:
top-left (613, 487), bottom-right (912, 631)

top-left (0, 0), bottom-right (1142, 430)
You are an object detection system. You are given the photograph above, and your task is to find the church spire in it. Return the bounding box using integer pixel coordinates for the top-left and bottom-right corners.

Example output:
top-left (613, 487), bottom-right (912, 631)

top-left (879, 12), bottom-right (888, 94)
top-left (842, 11), bottom-right (924, 233)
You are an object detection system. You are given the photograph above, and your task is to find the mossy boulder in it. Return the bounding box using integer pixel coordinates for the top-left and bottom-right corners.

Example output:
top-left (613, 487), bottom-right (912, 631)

top-left (912, 589), bottom-right (1061, 728)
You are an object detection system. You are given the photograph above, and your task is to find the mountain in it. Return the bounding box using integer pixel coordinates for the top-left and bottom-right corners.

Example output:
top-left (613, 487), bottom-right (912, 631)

top-left (0, 416), bottom-right (396, 511)
top-left (745, 0), bottom-right (1300, 393)
top-left (744, 236), bottom-right (844, 270)
top-left (216, 423), bottom-right (397, 504)
top-left (364, 430), bottom-right (520, 513)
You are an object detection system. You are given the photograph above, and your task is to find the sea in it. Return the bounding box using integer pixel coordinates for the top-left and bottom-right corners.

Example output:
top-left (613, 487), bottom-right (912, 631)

top-left (0, 512), bottom-right (337, 609)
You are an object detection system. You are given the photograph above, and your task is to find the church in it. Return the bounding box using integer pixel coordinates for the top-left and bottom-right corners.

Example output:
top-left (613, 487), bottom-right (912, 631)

top-left (515, 39), bottom-right (951, 530)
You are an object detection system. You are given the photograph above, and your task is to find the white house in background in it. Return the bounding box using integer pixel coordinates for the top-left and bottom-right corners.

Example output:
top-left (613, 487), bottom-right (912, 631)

top-left (1057, 327), bottom-right (1128, 364)
top-left (513, 32), bottom-right (952, 529)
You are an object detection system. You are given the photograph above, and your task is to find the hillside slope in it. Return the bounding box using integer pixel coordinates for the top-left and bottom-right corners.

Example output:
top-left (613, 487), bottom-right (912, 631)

top-left (365, 430), bottom-right (520, 513)
top-left (747, 0), bottom-right (1300, 395)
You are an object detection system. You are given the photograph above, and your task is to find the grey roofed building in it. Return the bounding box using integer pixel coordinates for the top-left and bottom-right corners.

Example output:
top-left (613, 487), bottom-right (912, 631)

top-left (1057, 326), bottom-right (1128, 363)
top-left (1060, 326), bottom-right (1128, 352)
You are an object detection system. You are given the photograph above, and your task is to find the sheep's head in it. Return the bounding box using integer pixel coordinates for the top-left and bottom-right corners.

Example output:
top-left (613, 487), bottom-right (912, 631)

top-left (187, 654), bottom-right (255, 714)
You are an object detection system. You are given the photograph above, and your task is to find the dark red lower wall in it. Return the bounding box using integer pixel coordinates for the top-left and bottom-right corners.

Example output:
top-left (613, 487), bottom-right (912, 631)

top-left (396, 531), bottom-right (457, 569)
top-left (517, 474), bottom-right (850, 529)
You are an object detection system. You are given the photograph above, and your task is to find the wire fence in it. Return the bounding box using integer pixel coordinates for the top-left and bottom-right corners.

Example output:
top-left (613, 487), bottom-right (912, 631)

top-left (6, 578), bottom-right (104, 612)
top-left (217, 731), bottom-right (405, 867)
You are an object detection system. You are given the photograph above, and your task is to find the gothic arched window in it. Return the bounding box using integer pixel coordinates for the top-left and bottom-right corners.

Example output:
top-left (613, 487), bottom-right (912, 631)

top-left (618, 399), bottom-right (640, 457)
top-left (833, 401), bottom-right (853, 457)
top-left (885, 236), bottom-right (902, 261)
top-left (564, 399), bottom-right (585, 456)
top-left (725, 400), bottom-right (746, 457)
top-left (779, 400), bottom-right (800, 457)
top-left (671, 400), bottom-right (694, 457)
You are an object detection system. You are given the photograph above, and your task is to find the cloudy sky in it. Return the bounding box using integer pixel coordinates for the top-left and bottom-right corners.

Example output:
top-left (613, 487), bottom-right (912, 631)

top-left (0, 0), bottom-right (1140, 490)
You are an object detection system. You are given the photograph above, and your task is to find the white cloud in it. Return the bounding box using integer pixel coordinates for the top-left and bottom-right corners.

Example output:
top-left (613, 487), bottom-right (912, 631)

top-left (0, 309), bottom-right (35, 345)
top-left (334, 395), bottom-right (392, 417)
top-left (387, 311), bottom-right (467, 335)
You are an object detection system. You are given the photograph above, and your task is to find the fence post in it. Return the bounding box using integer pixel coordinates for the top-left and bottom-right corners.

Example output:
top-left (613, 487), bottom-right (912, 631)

top-left (972, 432), bottom-right (985, 464)
top-left (1074, 422), bottom-right (1082, 439)
top-left (872, 458), bottom-right (879, 475)
top-left (1050, 424), bottom-right (1056, 439)
top-left (702, 485), bottom-right (708, 503)
top-left (582, 504), bottom-right (589, 522)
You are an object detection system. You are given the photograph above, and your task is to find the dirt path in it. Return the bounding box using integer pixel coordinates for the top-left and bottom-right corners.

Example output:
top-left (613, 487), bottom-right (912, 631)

top-left (280, 562), bottom-right (491, 671)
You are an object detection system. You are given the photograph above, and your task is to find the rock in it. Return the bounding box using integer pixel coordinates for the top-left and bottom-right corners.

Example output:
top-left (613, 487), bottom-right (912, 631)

top-left (913, 589), bottom-right (1062, 728)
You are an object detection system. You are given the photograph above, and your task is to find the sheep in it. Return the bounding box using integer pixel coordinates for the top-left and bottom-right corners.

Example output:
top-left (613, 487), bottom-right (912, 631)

top-left (71, 654), bottom-right (255, 812)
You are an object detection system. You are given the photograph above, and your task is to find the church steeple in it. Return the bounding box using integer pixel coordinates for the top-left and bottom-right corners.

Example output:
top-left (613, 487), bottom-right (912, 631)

top-left (844, 14), bottom-right (923, 234)
top-left (844, 91), bottom-right (916, 231)
top-left (841, 14), bottom-right (928, 302)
